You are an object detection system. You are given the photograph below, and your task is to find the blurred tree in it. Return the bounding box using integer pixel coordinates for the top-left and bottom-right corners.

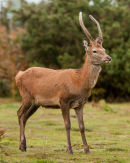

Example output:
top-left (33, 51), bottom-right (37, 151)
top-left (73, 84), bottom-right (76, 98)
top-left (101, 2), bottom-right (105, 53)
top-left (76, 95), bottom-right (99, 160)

top-left (13, 0), bottom-right (89, 68)
top-left (98, 0), bottom-right (130, 101)
top-left (0, 0), bottom-right (23, 30)
top-left (0, 26), bottom-right (28, 98)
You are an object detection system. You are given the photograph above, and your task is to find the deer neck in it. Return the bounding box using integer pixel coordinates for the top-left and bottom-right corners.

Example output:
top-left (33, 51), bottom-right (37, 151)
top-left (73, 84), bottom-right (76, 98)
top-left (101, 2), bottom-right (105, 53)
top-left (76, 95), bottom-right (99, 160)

top-left (81, 54), bottom-right (102, 89)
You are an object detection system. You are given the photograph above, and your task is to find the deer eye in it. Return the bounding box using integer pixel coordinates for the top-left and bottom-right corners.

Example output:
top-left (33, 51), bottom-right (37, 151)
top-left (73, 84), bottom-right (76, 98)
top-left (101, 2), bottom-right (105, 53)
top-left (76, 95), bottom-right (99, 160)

top-left (93, 50), bottom-right (97, 53)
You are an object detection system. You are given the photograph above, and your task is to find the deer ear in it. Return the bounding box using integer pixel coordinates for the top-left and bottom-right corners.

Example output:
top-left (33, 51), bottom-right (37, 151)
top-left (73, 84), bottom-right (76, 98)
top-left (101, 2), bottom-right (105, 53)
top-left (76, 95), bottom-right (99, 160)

top-left (83, 39), bottom-right (88, 51)
top-left (96, 37), bottom-right (103, 45)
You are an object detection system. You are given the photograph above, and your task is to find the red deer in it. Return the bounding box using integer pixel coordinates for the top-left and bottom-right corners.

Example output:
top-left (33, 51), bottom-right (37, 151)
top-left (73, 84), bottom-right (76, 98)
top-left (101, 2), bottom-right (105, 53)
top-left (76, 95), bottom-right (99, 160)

top-left (16, 12), bottom-right (111, 154)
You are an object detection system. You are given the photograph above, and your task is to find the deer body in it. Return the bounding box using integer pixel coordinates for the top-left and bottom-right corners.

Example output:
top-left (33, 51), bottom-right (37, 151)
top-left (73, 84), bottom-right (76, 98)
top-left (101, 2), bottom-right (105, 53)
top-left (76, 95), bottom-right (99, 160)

top-left (16, 55), bottom-right (101, 108)
top-left (16, 12), bottom-right (111, 154)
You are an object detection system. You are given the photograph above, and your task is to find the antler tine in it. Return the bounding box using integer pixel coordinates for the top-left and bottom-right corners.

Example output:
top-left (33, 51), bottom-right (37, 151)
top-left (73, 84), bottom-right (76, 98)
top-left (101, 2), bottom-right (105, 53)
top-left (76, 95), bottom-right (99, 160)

top-left (79, 12), bottom-right (93, 41)
top-left (89, 15), bottom-right (103, 41)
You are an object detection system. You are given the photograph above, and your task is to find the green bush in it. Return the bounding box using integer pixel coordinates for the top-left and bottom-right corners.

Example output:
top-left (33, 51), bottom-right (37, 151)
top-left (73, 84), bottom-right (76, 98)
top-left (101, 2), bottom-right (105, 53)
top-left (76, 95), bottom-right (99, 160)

top-left (0, 79), bottom-right (10, 97)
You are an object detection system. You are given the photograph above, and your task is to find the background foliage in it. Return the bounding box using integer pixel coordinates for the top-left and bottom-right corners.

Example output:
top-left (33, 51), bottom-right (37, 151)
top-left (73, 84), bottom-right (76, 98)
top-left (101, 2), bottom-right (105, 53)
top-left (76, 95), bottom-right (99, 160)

top-left (0, 0), bottom-right (129, 101)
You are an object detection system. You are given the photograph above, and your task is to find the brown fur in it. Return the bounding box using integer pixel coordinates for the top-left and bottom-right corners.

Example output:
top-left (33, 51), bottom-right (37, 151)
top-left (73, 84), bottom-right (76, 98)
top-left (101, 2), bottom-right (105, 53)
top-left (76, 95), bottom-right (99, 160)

top-left (0, 129), bottom-right (5, 136)
top-left (16, 13), bottom-right (111, 154)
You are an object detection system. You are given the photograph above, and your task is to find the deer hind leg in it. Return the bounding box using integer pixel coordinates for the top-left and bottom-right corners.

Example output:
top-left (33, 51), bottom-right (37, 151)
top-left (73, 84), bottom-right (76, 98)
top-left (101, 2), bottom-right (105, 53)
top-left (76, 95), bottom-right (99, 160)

top-left (23, 104), bottom-right (39, 126)
top-left (75, 106), bottom-right (90, 153)
top-left (17, 102), bottom-right (39, 152)
top-left (17, 102), bottom-right (30, 152)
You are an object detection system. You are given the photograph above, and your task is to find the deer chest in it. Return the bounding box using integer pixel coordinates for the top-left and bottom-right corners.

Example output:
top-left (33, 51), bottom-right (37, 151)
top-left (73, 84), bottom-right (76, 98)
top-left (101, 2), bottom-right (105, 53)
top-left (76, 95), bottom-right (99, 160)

top-left (67, 93), bottom-right (90, 109)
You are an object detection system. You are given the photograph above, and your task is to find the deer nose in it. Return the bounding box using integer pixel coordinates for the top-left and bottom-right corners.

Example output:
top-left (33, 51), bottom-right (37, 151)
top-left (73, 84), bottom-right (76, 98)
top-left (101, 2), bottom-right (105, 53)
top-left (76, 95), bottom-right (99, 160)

top-left (106, 55), bottom-right (112, 61)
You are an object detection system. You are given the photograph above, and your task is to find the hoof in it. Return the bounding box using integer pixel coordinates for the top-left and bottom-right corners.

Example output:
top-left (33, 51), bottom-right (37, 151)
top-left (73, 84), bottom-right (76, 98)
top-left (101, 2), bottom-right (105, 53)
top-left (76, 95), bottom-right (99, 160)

top-left (84, 147), bottom-right (90, 154)
top-left (19, 145), bottom-right (26, 152)
top-left (66, 148), bottom-right (73, 154)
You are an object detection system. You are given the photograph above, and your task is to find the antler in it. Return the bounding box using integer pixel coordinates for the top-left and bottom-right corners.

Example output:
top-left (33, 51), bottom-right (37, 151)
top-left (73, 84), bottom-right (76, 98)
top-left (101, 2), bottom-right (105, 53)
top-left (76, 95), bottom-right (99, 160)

top-left (79, 12), bottom-right (93, 41)
top-left (89, 15), bottom-right (103, 42)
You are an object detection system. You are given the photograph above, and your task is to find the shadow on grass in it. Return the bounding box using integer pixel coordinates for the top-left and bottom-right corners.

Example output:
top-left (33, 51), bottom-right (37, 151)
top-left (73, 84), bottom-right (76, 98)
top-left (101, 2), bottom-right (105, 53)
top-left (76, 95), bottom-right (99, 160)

top-left (56, 127), bottom-right (93, 132)
top-left (106, 147), bottom-right (128, 152)
top-left (44, 121), bottom-right (58, 126)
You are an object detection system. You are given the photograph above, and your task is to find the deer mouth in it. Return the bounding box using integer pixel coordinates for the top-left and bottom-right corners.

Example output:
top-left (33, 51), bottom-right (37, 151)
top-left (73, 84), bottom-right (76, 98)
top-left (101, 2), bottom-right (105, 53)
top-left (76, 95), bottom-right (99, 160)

top-left (104, 60), bottom-right (111, 64)
top-left (103, 55), bottom-right (112, 64)
top-left (103, 57), bottom-right (112, 64)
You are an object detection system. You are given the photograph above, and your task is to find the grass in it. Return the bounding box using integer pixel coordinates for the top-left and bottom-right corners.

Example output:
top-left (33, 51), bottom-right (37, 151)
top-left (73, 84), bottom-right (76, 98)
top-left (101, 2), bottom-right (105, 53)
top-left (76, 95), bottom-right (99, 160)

top-left (0, 99), bottom-right (130, 163)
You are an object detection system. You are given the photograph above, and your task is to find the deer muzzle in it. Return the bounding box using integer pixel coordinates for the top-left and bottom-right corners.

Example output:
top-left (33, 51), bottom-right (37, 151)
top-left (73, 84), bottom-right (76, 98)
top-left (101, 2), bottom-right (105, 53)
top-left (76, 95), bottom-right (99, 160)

top-left (103, 55), bottom-right (112, 63)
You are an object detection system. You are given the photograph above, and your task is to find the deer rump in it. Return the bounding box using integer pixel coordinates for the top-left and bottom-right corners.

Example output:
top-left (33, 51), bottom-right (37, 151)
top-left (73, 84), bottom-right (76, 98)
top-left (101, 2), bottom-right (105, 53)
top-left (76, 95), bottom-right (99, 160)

top-left (15, 67), bottom-right (88, 109)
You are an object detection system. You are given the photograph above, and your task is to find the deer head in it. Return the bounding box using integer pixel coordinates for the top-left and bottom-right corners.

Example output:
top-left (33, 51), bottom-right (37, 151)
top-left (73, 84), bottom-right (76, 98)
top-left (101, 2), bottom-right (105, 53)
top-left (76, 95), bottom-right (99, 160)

top-left (79, 12), bottom-right (112, 65)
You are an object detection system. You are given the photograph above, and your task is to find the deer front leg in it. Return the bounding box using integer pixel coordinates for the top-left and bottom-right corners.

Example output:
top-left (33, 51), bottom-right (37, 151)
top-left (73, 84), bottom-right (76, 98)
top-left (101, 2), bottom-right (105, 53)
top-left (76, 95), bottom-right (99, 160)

top-left (75, 106), bottom-right (90, 153)
top-left (61, 108), bottom-right (73, 154)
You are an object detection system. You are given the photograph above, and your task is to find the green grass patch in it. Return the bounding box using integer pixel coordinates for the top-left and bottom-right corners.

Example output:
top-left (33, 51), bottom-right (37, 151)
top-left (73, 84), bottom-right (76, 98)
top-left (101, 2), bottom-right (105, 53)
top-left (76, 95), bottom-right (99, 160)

top-left (0, 99), bottom-right (130, 162)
